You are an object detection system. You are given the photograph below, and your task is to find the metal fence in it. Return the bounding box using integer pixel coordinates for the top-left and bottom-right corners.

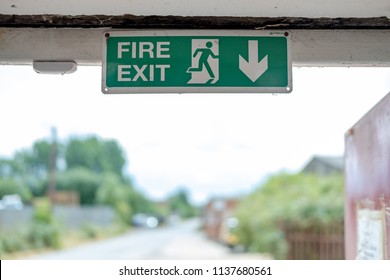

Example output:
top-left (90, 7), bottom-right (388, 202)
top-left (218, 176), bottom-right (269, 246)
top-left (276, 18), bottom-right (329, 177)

top-left (284, 221), bottom-right (345, 260)
top-left (0, 205), bottom-right (115, 230)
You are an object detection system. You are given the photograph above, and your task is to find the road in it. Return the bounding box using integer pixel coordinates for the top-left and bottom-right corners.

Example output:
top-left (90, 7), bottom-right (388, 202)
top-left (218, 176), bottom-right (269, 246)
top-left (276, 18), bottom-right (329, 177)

top-left (31, 219), bottom-right (270, 260)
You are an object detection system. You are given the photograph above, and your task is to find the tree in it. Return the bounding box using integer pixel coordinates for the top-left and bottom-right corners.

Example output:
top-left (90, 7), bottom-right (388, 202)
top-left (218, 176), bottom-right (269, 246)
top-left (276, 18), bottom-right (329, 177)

top-left (103, 140), bottom-right (126, 176)
top-left (0, 138), bottom-right (54, 198)
top-left (54, 167), bottom-right (101, 205)
top-left (167, 188), bottom-right (197, 218)
top-left (0, 158), bottom-right (21, 178)
top-left (12, 139), bottom-right (56, 179)
top-left (1, 134), bottom-right (158, 216)
top-left (30, 140), bottom-right (52, 177)
top-left (0, 178), bottom-right (32, 202)
top-left (96, 173), bottom-right (157, 224)
top-left (65, 136), bottom-right (125, 177)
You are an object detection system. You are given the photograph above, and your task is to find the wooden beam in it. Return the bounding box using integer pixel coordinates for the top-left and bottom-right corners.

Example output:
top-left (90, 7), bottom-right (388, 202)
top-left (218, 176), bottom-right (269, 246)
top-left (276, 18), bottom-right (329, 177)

top-left (1, 14), bottom-right (390, 29)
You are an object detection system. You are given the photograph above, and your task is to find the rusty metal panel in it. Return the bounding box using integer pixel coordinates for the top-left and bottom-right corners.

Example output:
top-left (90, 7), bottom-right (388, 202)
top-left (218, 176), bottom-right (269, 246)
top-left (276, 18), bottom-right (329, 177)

top-left (345, 92), bottom-right (390, 260)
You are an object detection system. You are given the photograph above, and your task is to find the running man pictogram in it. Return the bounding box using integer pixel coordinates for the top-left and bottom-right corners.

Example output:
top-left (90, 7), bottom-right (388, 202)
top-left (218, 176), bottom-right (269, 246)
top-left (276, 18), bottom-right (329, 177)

top-left (187, 39), bottom-right (219, 84)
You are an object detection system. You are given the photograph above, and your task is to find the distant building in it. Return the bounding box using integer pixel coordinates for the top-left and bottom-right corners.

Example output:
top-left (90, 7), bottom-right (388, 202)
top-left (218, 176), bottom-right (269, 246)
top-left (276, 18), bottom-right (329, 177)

top-left (51, 191), bottom-right (80, 205)
top-left (203, 198), bottom-right (238, 243)
top-left (301, 155), bottom-right (343, 176)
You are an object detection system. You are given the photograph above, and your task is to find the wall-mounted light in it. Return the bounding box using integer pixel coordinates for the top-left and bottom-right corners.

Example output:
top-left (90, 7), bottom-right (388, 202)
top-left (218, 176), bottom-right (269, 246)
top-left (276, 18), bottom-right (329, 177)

top-left (33, 60), bottom-right (77, 74)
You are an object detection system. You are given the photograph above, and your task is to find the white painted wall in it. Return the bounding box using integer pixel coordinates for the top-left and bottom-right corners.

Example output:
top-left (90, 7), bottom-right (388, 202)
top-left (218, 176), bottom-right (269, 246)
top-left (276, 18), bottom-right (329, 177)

top-left (1, 28), bottom-right (390, 66)
top-left (1, 0), bottom-right (390, 17)
top-left (1, 1), bottom-right (390, 66)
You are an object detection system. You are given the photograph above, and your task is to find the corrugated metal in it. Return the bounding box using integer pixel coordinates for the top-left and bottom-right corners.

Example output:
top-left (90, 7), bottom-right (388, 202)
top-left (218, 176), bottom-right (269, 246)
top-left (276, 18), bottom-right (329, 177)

top-left (345, 92), bottom-right (390, 259)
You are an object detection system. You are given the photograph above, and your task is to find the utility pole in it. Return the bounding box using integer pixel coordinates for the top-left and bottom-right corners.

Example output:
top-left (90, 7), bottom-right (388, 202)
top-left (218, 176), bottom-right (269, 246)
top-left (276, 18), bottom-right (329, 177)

top-left (47, 127), bottom-right (57, 205)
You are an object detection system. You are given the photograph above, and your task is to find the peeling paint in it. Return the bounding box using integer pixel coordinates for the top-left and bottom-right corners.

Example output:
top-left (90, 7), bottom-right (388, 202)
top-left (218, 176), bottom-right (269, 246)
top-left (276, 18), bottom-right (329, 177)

top-left (356, 208), bottom-right (385, 260)
top-left (0, 14), bottom-right (389, 29)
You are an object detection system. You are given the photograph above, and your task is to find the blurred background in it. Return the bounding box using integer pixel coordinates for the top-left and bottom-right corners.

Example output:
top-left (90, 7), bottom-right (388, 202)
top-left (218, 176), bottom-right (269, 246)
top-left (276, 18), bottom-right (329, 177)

top-left (0, 65), bottom-right (389, 259)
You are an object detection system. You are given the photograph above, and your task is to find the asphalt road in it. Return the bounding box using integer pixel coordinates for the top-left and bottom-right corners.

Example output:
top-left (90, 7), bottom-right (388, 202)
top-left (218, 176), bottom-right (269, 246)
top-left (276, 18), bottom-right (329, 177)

top-left (31, 219), bottom-right (270, 260)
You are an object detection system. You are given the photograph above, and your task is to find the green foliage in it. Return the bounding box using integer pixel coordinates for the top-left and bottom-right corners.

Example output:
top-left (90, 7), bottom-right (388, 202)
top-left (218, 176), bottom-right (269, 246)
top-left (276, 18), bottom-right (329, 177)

top-left (55, 167), bottom-right (101, 205)
top-left (97, 173), bottom-right (132, 224)
top-left (32, 198), bottom-right (62, 248)
top-left (29, 140), bottom-right (52, 175)
top-left (114, 200), bottom-right (133, 224)
top-left (13, 139), bottom-right (59, 179)
top-left (0, 222), bottom-right (62, 257)
top-left (33, 198), bottom-right (53, 224)
top-left (27, 222), bottom-right (62, 249)
top-left (97, 173), bottom-right (157, 224)
top-left (127, 188), bottom-right (157, 215)
top-left (0, 198), bottom-right (61, 258)
top-left (0, 178), bottom-right (32, 202)
top-left (0, 138), bottom-right (58, 199)
top-left (81, 223), bottom-right (99, 239)
top-left (167, 188), bottom-right (197, 218)
top-left (65, 136), bottom-right (125, 177)
top-left (96, 173), bottom-right (127, 205)
top-left (0, 158), bottom-right (23, 178)
top-left (0, 230), bottom-right (30, 254)
top-left (2, 134), bottom-right (155, 209)
top-left (1, 134), bottom-right (162, 229)
top-left (233, 172), bottom-right (344, 259)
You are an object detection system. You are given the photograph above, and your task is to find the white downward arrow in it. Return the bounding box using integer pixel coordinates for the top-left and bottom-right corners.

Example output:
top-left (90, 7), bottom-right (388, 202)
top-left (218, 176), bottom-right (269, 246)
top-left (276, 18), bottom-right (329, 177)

top-left (239, 40), bottom-right (268, 82)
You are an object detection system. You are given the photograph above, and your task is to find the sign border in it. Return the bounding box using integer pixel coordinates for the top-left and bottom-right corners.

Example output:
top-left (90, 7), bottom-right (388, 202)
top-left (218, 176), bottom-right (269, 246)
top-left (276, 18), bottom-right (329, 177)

top-left (102, 30), bottom-right (292, 94)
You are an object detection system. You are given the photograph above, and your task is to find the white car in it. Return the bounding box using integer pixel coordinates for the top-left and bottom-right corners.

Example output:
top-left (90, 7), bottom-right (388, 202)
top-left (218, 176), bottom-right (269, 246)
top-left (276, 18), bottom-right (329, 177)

top-left (132, 213), bottom-right (159, 228)
top-left (0, 194), bottom-right (24, 210)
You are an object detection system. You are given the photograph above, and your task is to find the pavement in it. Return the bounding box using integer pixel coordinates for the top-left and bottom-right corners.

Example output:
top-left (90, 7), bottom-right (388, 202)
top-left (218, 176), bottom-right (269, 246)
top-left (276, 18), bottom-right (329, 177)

top-left (29, 219), bottom-right (271, 260)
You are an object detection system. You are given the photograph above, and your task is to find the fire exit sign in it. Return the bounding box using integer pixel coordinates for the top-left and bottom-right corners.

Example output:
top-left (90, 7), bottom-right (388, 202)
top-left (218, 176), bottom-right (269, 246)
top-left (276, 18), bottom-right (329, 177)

top-left (102, 30), bottom-right (292, 94)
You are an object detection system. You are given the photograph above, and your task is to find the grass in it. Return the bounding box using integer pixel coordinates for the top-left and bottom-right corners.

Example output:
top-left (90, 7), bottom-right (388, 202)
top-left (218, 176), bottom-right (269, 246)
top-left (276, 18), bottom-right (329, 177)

top-left (1, 222), bottom-right (129, 260)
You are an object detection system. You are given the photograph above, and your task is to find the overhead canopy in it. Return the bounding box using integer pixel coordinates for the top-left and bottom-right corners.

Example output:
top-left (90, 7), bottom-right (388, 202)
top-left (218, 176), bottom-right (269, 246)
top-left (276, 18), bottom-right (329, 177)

top-left (1, 0), bottom-right (390, 66)
top-left (2, 0), bottom-right (390, 17)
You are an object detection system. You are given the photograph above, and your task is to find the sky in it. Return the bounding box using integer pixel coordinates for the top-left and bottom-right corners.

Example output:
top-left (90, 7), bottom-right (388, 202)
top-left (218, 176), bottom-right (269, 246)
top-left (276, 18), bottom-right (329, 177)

top-left (1, 66), bottom-right (390, 204)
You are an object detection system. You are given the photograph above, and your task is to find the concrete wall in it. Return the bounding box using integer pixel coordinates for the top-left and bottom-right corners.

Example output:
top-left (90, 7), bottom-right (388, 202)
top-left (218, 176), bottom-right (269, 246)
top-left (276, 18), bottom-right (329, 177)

top-left (0, 205), bottom-right (115, 230)
top-left (1, 0), bottom-right (389, 17)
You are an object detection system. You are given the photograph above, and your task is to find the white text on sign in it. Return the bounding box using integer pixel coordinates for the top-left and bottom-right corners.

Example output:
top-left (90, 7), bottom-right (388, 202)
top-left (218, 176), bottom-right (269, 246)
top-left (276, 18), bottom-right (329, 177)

top-left (117, 41), bottom-right (171, 82)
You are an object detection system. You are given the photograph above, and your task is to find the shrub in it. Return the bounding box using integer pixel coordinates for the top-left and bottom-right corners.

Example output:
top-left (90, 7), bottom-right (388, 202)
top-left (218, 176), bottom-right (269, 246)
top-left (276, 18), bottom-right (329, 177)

top-left (33, 198), bottom-right (53, 224)
top-left (27, 222), bottom-right (62, 249)
top-left (234, 172), bottom-right (344, 259)
top-left (81, 223), bottom-right (99, 239)
top-left (0, 231), bottom-right (29, 253)
top-left (0, 221), bottom-right (62, 258)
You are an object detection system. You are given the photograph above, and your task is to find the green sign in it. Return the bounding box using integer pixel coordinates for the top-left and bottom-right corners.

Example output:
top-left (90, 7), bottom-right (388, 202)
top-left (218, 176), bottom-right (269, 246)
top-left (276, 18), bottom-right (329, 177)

top-left (102, 30), bottom-right (291, 93)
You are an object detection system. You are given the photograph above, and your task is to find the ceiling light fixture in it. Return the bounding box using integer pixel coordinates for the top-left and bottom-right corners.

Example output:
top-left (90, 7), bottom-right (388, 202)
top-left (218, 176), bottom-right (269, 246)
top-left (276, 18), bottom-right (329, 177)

top-left (33, 60), bottom-right (77, 75)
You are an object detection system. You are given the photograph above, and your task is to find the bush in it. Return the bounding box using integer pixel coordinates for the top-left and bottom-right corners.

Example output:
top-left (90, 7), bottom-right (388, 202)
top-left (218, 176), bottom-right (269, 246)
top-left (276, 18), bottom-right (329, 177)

top-left (234, 172), bottom-right (344, 259)
top-left (0, 221), bottom-right (62, 258)
top-left (31, 198), bottom-right (62, 249)
top-left (33, 198), bottom-right (53, 224)
top-left (0, 231), bottom-right (29, 253)
top-left (81, 223), bottom-right (99, 239)
top-left (115, 201), bottom-right (133, 225)
top-left (51, 168), bottom-right (101, 205)
top-left (27, 222), bottom-right (62, 249)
